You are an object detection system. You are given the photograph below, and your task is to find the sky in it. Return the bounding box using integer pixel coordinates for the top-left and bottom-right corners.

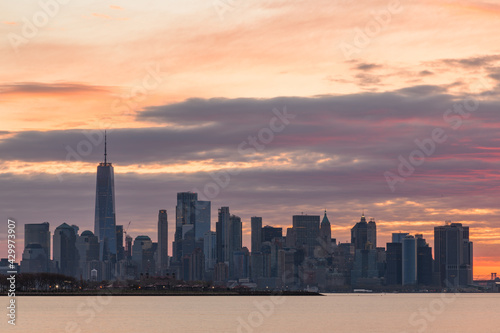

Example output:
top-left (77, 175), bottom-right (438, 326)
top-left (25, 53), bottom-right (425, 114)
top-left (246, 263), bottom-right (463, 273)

top-left (1, 0), bottom-right (500, 279)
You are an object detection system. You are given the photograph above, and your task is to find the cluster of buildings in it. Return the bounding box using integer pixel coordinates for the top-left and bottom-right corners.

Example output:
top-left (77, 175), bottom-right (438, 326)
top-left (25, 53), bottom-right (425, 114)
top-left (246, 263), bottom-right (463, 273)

top-left (10, 139), bottom-right (477, 291)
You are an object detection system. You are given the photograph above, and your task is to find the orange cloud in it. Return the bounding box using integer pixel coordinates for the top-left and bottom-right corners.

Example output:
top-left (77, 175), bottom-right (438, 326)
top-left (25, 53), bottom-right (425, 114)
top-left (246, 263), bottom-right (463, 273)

top-left (110, 5), bottom-right (123, 10)
top-left (2, 21), bottom-right (17, 25)
top-left (92, 13), bottom-right (112, 19)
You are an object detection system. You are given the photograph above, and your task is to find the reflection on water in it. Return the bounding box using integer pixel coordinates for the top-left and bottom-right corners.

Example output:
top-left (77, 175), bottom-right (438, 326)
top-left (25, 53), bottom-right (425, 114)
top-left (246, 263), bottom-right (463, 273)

top-left (1, 294), bottom-right (499, 333)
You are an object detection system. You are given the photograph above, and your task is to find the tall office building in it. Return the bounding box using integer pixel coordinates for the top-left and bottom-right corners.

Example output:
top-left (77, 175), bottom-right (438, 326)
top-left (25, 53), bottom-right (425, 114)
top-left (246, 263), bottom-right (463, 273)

top-left (195, 200), bottom-right (211, 240)
top-left (292, 214), bottom-right (320, 257)
top-left (320, 210), bottom-right (332, 245)
top-left (351, 213), bottom-right (376, 250)
top-left (230, 215), bottom-right (243, 255)
top-left (385, 242), bottom-right (403, 285)
top-left (24, 222), bottom-right (51, 259)
top-left (203, 231), bottom-right (217, 272)
top-left (22, 222), bottom-right (51, 273)
top-left (53, 223), bottom-right (78, 277)
top-left (125, 234), bottom-right (133, 260)
top-left (21, 244), bottom-right (48, 274)
top-left (261, 226), bottom-right (282, 243)
top-left (434, 222), bottom-right (473, 287)
top-left (174, 192), bottom-right (211, 262)
top-left (402, 235), bottom-right (417, 285)
top-left (157, 209), bottom-right (169, 275)
top-left (132, 235), bottom-right (155, 276)
top-left (94, 133), bottom-right (117, 262)
top-left (251, 217), bottom-right (263, 253)
top-left (76, 230), bottom-right (99, 280)
top-left (392, 232), bottom-right (409, 244)
top-left (216, 207), bottom-right (231, 263)
top-left (416, 234), bottom-right (433, 286)
top-left (116, 225), bottom-right (124, 261)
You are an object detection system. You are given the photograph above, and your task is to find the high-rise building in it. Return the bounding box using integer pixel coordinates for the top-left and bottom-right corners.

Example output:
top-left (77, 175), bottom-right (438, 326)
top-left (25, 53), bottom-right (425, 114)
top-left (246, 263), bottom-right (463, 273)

top-left (292, 214), bottom-right (320, 257)
top-left (157, 209), bottom-right (169, 275)
top-left (216, 207), bottom-right (231, 263)
top-left (24, 222), bottom-right (51, 259)
top-left (21, 244), bottom-right (49, 274)
top-left (195, 200), bottom-right (211, 240)
top-left (402, 235), bottom-right (417, 285)
top-left (22, 222), bottom-right (51, 273)
top-left (251, 217), bottom-right (262, 253)
top-left (132, 235), bottom-right (155, 276)
top-left (76, 230), bottom-right (99, 280)
top-left (53, 223), bottom-right (78, 277)
top-left (125, 234), bottom-right (133, 260)
top-left (320, 210), bottom-right (332, 246)
top-left (173, 192), bottom-right (211, 262)
top-left (203, 231), bottom-right (217, 272)
top-left (416, 234), bottom-right (433, 286)
top-left (434, 222), bottom-right (473, 287)
top-left (94, 133), bottom-right (117, 262)
top-left (392, 232), bottom-right (409, 244)
top-left (385, 242), bottom-right (402, 285)
top-left (230, 215), bottom-right (243, 255)
top-left (351, 213), bottom-right (376, 250)
top-left (261, 226), bottom-right (282, 243)
top-left (116, 225), bottom-right (124, 261)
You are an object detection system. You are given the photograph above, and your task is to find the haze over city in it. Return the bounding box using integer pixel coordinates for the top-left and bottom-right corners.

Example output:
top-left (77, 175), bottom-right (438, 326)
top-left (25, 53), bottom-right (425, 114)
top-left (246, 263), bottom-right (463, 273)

top-left (1, 0), bottom-right (500, 279)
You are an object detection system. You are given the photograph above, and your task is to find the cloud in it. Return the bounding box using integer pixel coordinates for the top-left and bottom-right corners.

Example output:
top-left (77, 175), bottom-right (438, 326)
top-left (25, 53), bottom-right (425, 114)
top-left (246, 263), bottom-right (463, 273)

top-left (0, 82), bottom-right (111, 95)
top-left (396, 85), bottom-right (448, 96)
top-left (419, 70), bottom-right (434, 76)
top-left (355, 63), bottom-right (383, 71)
top-left (440, 55), bottom-right (500, 68)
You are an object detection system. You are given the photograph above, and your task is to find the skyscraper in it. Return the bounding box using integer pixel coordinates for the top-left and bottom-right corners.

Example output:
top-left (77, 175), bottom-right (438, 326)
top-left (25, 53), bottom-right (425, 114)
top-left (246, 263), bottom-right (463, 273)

top-left (416, 234), bottom-right (433, 286)
top-left (116, 225), bottom-right (124, 261)
top-left (251, 217), bottom-right (262, 253)
top-left (385, 242), bottom-right (403, 285)
top-left (261, 226), bottom-right (282, 243)
top-left (94, 132), bottom-right (117, 262)
top-left (76, 230), bottom-right (99, 280)
top-left (320, 210), bottom-right (332, 246)
top-left (351, 213), bottom-right (376, 250)
top-left (157, 209), bottom-right (169, 275)
top-left (132, 235), bottom-right (154, 276)
top-left (216, 206), bottom-right (231, 263)
top-left (174, 192), bottom-right (211, 262)
top-left (22, 222), bottom-right (51, 272)
top-left (402, 235), bottom-right (417, 285)
top-left (434, 222), bottom-right (473, 287)
top-left (230, 215), bottom-right (243, 255)
top-left (53, 223), bottom-right (78, 277)
top-left (292, 214), bottom-right (320, 257)
top-left (203, 231), bottom-right (217, 272)
top-left (195, 200), bottom-right (211, 240)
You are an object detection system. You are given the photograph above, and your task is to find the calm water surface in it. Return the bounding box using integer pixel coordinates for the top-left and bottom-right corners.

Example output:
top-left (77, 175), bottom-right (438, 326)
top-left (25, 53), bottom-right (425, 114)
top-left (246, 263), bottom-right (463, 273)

top-left (1, 294), bottom-right (499, 333)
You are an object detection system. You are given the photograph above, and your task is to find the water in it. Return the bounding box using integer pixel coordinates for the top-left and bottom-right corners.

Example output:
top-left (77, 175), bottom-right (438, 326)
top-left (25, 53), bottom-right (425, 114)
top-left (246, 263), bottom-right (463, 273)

top-left (1, 294), bottom-right (499, 333)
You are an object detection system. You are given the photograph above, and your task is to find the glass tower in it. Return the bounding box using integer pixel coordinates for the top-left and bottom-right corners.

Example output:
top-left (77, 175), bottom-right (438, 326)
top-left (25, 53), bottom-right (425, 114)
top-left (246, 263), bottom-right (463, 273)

top-left (94, 132), bottom-right (117, 262)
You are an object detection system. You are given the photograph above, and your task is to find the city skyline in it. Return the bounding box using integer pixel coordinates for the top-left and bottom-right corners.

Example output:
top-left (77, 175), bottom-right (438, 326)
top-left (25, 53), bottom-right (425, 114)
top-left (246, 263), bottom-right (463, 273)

top-left (2, 1), bottom-right (500, 279)
top-left (0, 136), bottom-right (498, 278)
